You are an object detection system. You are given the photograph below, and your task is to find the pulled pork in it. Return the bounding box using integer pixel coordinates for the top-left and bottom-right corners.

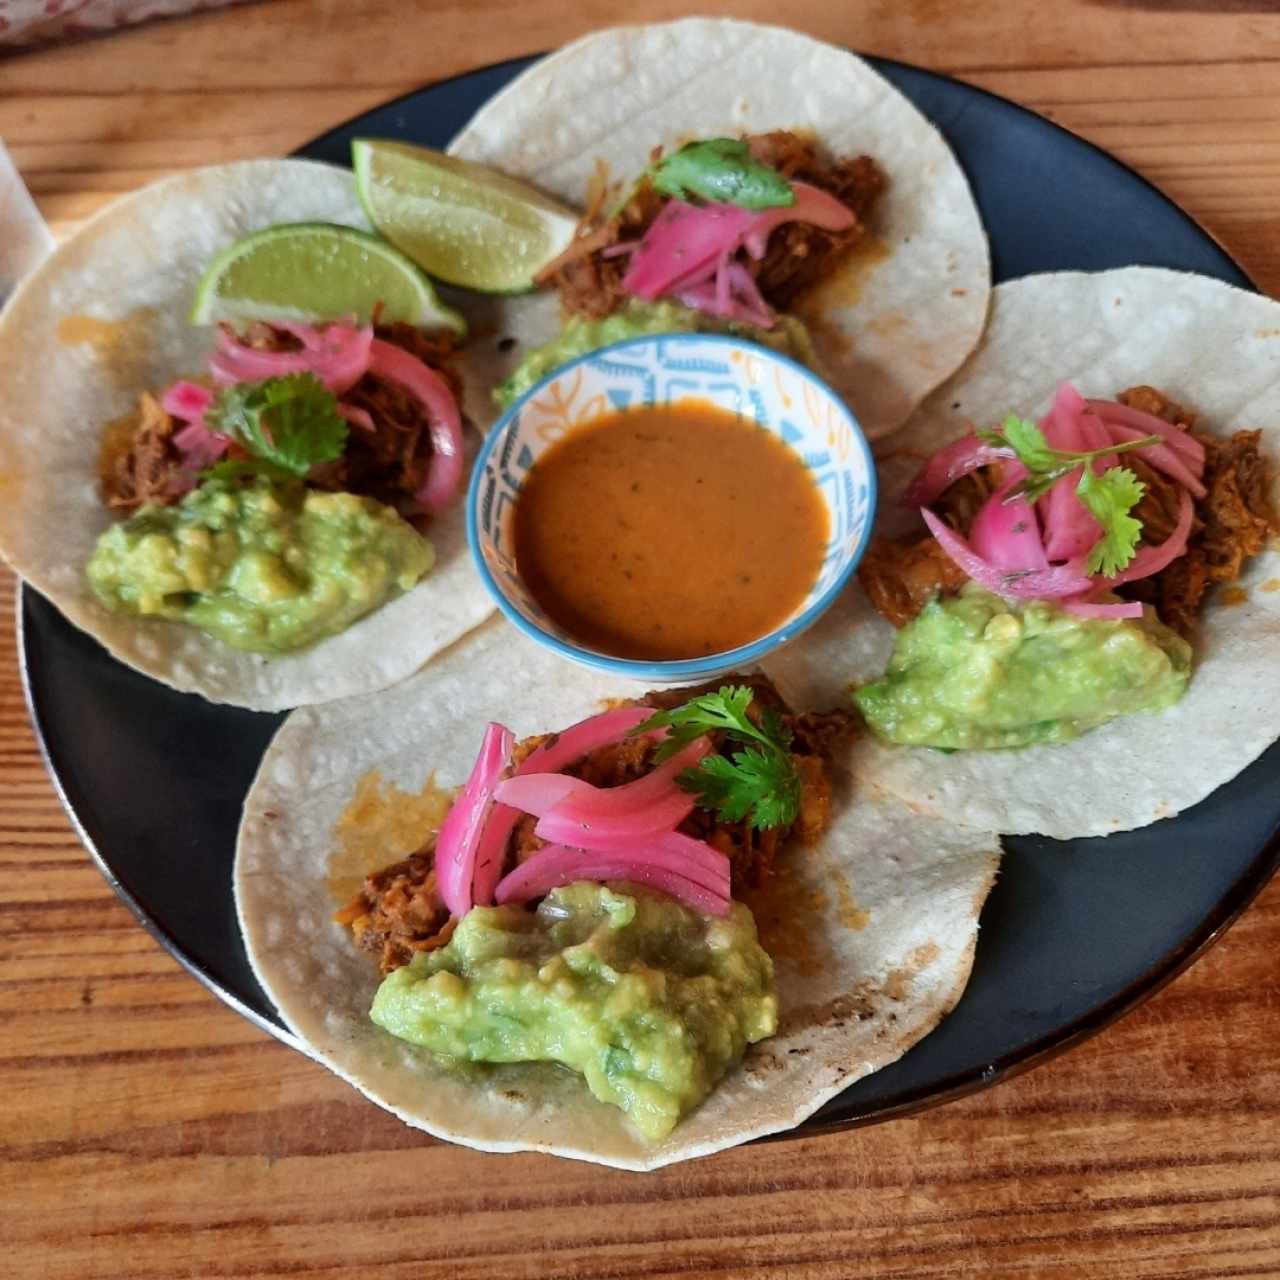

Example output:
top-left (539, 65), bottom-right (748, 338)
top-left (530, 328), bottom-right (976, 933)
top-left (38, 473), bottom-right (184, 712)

top-left (333, 852), bottom-right (455, 976)
top-left (858, 385), bottom-right (1275, 638)
top-left (99, 391), bottom-right (191, 514)
top-left (336, 675), bottom-right (855, 973)
top-left (98, 323), bottom-right (460, 524)
top-left (537, 131), bottom-right (887, 322)
top-left (1110, 386), bottom-right (1274, 636)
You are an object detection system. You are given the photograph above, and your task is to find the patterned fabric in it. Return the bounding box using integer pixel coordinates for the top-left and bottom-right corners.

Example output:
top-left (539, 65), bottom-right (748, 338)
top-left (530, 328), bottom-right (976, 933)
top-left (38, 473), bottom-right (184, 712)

top-left (0, 0), bottom-right (250, 48)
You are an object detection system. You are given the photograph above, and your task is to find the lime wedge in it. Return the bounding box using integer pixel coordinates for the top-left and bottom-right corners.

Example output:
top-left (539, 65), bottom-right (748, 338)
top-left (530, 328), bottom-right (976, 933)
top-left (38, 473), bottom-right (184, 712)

top-left (190, 221), bottom-right (466, 335)
top-left (353, 138), bottom-right (581, 293)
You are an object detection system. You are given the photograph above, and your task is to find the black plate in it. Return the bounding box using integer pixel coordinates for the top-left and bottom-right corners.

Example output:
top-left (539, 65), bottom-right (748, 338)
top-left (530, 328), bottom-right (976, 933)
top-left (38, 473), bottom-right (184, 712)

top-left (22, 54), bottom-right (1280, 1134)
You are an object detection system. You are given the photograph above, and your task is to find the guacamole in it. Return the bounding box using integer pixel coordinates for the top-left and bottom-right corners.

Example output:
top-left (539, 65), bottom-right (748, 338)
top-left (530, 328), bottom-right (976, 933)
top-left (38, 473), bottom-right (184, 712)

top-left (855, 585), bottom-right (1192, 750)
top-left (496, 299), bottom-right (821, 408)
top-left (86, 477), bottom-right (433, 654)
top-left (370, 882), bottom-right (777, 1141)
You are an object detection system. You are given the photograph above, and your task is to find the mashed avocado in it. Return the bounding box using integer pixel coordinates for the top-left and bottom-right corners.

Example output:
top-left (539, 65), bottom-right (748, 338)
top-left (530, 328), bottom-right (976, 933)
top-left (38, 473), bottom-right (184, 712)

top-left (855, 585), bottom-right (1192, 750)
top-left (370, 882), bottom-right (777, 1142)
top-left (86, 477), bottom-right (433, 654)
top-left (496, 299), bottom-right (821, 408)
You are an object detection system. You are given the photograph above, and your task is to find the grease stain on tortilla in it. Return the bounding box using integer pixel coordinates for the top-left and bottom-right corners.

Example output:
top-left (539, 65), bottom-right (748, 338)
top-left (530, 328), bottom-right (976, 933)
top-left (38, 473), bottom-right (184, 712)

top-left (1260, 577), bottom-right (1280, 593)
top-left (832, 871), bottom-right (870, 931)
top-left (793, 233), bottom-right (891, 355)
top-left (742, 874), bottom-right (833, 979)
top-left (326, 768), bottom-right (454, 905)
top-left (57, 308), bottom-right (160, 391)
top-left (1219, 585), bottom-right (1249, 607)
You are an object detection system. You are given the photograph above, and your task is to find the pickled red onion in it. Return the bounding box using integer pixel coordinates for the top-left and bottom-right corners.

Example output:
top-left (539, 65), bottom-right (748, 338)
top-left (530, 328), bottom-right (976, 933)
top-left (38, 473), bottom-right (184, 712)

top-left (741, 182), bottom-right (855, 258)
top-left (902, 435), bottom-right (1015, 508)
top-left (494, 846), bottom-right (730, 917)
top-left (208, 322), bottom-right (373, 394)
top-left (921, 507), bottom-right (1094, 599)
top-left (1062, 598), bottom-right (1145, 620)
top-left (621, 201), bottom-right (757, 300)
top-left (161, 381), bottom-right (229, 471)
top-left (492, 773), bottom-right (592, 816)
top-left (468, 706), bottom-right (662, 907)
top-left (367, 338), bottom-right (463, 514)
top-left (1040, 383), bottom-right (1102, 563)
top-left (435, 722), bottom-right (514, 918)
top-left (969, 468), bottom-right (1047, 571)
top-left (1086, 399), bottom-right (1206, 470)
top-left (1101, 488), bottom-right (1194, 588)
top-left (1099, 421), bottom-right (1207, 500)
top-left (337, 404), bottom-right (376, 434)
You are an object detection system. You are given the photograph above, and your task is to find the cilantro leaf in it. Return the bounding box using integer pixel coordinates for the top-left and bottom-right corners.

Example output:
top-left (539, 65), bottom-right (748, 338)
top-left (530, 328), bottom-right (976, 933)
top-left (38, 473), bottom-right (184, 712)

top-left (1078, 466), bottom-right (1146, 577)
top-left (979, 415), bottom-right (1057, 474)
top-left (207, 373), bottom-right (347, 477)
top-left (632, 685), bottom-right (801, 830)
top-left (650, 139), bottom-right (795, 210)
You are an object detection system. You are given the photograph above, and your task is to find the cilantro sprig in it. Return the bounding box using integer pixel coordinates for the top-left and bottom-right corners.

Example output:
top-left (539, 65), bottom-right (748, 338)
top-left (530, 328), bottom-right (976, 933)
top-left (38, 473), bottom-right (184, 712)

top-left (650, 139), bottom-right (795, 210)
top-left (207, 373), bottom-right (347, 479)
top-left (632, 686), bottom-right (801, 830)
top-left (978, 415), bottom-right (1154, 576)
top-left (610, 138), bottom-right (795, 219)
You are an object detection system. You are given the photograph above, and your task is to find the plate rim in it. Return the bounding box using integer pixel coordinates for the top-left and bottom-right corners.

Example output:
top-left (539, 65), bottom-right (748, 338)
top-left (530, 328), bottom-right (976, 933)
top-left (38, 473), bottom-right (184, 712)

top-left (18, 47), bottom-right (1279, 1142)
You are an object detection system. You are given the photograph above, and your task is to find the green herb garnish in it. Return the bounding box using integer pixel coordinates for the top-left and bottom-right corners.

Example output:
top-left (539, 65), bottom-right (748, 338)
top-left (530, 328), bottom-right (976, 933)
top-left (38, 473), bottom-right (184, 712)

top-left (632, 685), bottom-right (801, 830)
top-left (978, 415), bottom-right (1153, 576)
top-left (207, 373), bottom-right (347, 477)
top-left (643, 137), bottom-right (795, 211)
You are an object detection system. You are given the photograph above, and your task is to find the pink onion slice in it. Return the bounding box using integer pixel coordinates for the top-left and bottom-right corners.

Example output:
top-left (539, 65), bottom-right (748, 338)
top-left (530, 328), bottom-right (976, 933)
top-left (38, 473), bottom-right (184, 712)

top-left (468, 706), bottom-right (663, 907)
top-left (741, 181), bottom-right (856, 258)
top-left (534, 791), bottom-right (696, 845)
top-left (563, 738), bottom-right (711, 817)
top-left (902, 435), bottom-right (1014, 508)
top-left (969, 466), bottom-right (1048, 571)
top-left (1086, 399), bottom-right (1205, 470)
top-left (161, 380), bottom-right (214, 423)
top-left (337, 404), bottom-right (376, 434)
top-left (492, 773), bottom-right (593, 816)
top-left (1101, 488), bottom-right (1194, 588)
top-left (366, 338), bottom-right (464, 515)
top-left (622, 201), bottom-right (758, 300)
top-left (208, 322), bottom-right (373, 394)
top-left (494, 845), bottom-right (730, 917)
top-left (921, 507), bottom-right (1094, 599)
top-left (160, 381), bottom-right (229, 472)
top-left (434, 722), bottom-right (514, 918)
top-left (1099, 421), bottom-right (1207, 500)
top-left (528, 822), bottom-right (730, 892)
top-left (1040, 384), bottom-right (1102, 563)
top-left (1062, 597), bottom-right (1146, 620)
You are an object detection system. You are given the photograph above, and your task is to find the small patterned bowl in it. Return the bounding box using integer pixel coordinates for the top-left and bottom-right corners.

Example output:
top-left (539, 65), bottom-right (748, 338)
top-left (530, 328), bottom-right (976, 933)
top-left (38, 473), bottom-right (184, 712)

top-left (466, 333), bottom-right (877, 683)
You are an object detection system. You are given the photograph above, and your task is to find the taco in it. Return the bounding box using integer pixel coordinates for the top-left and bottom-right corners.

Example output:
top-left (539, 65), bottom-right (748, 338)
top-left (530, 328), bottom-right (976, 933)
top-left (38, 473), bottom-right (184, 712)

top-left (235, 616), bottom-right (999, 1169)
top-left (0, 160), bottom-right (493, 710)
top-left (447, 18), bottom-right (990, 440)
top-left (765, 268), bottom-right (1280, 839)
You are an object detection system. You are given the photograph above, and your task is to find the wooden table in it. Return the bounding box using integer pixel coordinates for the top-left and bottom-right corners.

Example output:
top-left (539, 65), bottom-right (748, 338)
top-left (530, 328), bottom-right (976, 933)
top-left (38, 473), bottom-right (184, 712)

top-left (4, 2), bottom-right (1280, 1274)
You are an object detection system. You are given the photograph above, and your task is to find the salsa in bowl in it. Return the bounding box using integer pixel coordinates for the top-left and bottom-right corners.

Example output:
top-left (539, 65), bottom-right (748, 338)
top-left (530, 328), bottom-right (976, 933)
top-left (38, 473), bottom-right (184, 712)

top-left (467, 333), bottom-right (877, 681)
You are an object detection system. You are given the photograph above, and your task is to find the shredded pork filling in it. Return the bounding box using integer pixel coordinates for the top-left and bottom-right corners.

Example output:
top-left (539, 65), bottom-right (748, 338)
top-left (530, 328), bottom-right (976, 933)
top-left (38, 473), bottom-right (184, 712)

top-left (338, 674), bottom-right (856, 974)
top-left (98, 322), bottom-right (461, 524)
top-left (536, 131), bottom-right (887, 323)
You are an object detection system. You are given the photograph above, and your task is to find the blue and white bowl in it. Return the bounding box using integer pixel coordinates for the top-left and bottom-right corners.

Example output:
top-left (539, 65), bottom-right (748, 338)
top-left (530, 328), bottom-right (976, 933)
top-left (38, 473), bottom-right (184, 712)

top-left (467, 333), bottom-right (877, 682)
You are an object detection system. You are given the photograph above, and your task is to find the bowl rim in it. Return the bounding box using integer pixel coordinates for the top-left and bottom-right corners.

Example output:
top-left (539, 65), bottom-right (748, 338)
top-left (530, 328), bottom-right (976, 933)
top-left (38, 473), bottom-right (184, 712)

top-left (465, 331), bottom-right (879, 681)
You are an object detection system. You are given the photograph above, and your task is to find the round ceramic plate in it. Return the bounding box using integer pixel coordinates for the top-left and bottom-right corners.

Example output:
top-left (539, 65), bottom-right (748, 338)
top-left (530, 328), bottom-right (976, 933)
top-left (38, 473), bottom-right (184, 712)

top-left (20, 54), bottom-right (1280, 1135)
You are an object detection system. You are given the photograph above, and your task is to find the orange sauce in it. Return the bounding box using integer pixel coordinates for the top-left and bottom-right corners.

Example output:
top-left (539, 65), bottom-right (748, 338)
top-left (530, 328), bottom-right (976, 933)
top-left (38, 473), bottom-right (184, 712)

top-left (513, 399), bottom-right (829, 661)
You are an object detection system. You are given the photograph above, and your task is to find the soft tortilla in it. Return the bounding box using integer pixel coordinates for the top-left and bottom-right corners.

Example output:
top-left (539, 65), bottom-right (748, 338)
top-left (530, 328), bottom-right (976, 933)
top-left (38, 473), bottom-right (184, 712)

top-left (235, 614), bottom-right (999, 1170)
top-left (765, 268), bottom-right (1280, 839)
top-left (447, 17), bottom-right (990, 441)
top-left (0, 160), bottom-right (493, 710)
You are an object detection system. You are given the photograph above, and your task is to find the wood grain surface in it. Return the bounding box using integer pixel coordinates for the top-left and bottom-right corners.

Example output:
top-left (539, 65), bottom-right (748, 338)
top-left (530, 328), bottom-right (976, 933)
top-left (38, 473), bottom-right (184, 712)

top-left (3, 1), bottom-right (1280, 1275)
